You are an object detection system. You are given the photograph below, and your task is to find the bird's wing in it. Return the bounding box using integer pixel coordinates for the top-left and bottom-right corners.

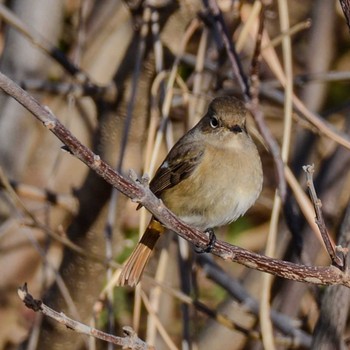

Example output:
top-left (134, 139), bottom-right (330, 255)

top-left (149, 140), bottom-right (204, 197)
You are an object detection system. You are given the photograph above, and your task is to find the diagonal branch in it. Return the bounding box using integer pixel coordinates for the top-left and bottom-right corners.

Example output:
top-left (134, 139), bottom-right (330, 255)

top-left (0, 71), bottom-right (349, 287)
top-left (17, 284), bottom-right (152, 349)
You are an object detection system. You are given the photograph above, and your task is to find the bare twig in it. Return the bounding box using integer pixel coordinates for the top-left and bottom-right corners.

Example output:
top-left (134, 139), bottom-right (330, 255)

top-left (141, 291), bottom-right (178, 350)
top-left (193, 299), bottom-right (298, 347)
top-left (0, 4), bottom-right (116, 102)
top-left (204, 0), bottom-right (250, 101)
top-left (240, 5), bottom-right (350, 151)
top-left (17, 284), bottom-right (153, 349)
top-left (0, 166), bottom-right (109, 264)
top-left (249, 3), bottom-right (265, 105)
top-left (0, 174), bottom-right (78, 213)
top-left (20, 78), bottom-right (118, 104)
top-left (197, 254), bottom-right (312, 348)
top-left (0, 71), bottom-right (350, 287)
top-left (303, 164), bottom-right (344, 268)
top-left (256, 29), bottom-right (350, 150)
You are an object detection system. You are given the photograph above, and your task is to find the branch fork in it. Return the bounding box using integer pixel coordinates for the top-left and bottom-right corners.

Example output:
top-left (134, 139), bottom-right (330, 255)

top-left (303, 164), bottom-right (346, 269)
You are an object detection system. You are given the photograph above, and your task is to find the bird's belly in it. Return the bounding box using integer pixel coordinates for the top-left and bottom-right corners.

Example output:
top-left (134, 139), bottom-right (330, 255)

top-left (162, 164), bottom-right (261, 230)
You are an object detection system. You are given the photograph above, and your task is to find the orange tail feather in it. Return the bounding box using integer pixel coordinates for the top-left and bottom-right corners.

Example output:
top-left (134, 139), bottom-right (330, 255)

top-left (118, 218), bottom-right (164, 287)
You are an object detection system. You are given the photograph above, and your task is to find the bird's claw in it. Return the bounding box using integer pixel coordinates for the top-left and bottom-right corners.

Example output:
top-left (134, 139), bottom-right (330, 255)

top-left (194, 228), bottom-right (216, 253)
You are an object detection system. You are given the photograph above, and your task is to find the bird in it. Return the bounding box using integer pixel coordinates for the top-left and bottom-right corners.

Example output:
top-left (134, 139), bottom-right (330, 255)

top-left (118, 96), bottom-right (263, 287)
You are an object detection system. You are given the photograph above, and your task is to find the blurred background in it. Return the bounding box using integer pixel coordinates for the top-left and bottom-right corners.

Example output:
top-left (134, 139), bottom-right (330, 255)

top-left (0, 0), bottom-right (350, 349)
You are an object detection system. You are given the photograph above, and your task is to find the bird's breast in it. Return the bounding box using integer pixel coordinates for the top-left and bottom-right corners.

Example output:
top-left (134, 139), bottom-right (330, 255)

top-left (162, 142), bottom-right (262, 230)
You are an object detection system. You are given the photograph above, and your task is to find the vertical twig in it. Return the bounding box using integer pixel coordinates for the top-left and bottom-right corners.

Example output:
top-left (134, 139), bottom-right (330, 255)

top-left (303, 165), bottom-right (344, 268)
top-left (249, 3), bottom-right (265, 105)
top-left (141, 292), bottom-right (178, 350)
top-left (260, 1), bottom-right (294, 348)
top-left (205, 0), bottom-right (251, 101)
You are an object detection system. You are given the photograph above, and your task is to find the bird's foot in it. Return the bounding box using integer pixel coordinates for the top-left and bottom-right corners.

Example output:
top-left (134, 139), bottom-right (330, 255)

top-left (195, 228), bottom-right (216, 253)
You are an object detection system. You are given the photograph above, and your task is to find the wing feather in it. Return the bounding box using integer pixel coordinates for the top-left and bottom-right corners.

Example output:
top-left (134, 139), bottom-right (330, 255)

top-left (150, 141), bottom-right (204, 197)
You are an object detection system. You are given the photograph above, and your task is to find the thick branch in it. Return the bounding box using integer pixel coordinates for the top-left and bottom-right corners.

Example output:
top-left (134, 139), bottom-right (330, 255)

top-left (0, 71), bottom-right (350, 287)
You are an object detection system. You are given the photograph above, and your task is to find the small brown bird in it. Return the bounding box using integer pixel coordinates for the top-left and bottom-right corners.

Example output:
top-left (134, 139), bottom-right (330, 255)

top-left (118, 96), bottom-right (263, 286)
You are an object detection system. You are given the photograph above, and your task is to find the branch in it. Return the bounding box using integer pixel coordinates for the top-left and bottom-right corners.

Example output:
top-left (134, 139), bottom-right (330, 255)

top-left (303, 164), bottom-right (344, 268)
top-left (17, 284), bottom-right (153, 350)
top-left (204, 0), bottom-right (251, 101)
top-left (0, 71), bottom-right (350, 287)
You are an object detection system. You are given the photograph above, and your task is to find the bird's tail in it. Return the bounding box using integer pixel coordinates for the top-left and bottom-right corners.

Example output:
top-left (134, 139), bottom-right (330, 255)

top-left (118, 218), bottom-right (164, 287)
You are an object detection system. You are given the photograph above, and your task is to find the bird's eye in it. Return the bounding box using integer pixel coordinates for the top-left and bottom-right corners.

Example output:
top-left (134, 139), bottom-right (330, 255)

top-left (230, 125), bottom-right (242, 133)
top-left (209, 115), bottom-right (219, 129)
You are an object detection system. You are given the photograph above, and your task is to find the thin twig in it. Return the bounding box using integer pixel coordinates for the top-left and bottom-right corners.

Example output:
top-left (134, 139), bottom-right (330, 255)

top-left (254, 22), bottom-right (350, 151)
top-left (193, 299), bottom-right (298, 347)
top-left (204, 0), bottom-right (251, 101)
top-left (189, 27), bottom-right (210, 126)
top-left (0, 176), bottom-right (78, 213)
top-left (236, 1), bottom-right (262, 53)
top-left (303, 164), bottom-right (344, 268)
top-left (260, 1), bottom-right (294, 347)
top-left (0, 166), bottom-right (111, 264)
top-left (249, 3), bottom-right (265, 105)
top-left (0, 4), bottom-right (116, 101)
top-left (21, 229), bottom-right (82, 324)
top-left (248, 5), bottom-right (277, 349)
top-left (17, 284), bottom-right (153, 350)
top-left (141, 291), bottom-right (178, 350)
top-left (197, 255), bottom-right (312, 348)
top-left (20, 78), bottom-right (118, 105)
